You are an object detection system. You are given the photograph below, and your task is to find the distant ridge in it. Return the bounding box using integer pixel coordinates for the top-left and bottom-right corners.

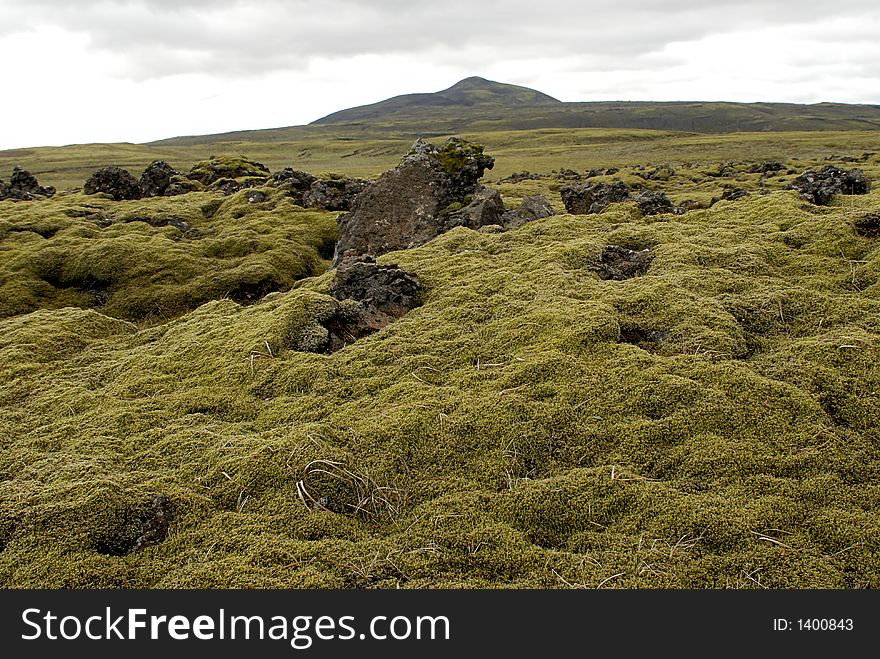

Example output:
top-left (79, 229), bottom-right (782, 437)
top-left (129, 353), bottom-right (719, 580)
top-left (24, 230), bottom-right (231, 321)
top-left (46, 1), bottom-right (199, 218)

top-left (148, 77), bottom-right (880, 147)
top-left (311, 76), bottom-right (561, 125)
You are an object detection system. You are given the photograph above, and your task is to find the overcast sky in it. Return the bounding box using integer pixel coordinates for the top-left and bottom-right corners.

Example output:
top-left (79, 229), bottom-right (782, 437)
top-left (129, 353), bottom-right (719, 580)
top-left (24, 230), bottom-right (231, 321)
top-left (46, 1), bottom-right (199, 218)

top-left (1, 0), bottom-right (879, 149)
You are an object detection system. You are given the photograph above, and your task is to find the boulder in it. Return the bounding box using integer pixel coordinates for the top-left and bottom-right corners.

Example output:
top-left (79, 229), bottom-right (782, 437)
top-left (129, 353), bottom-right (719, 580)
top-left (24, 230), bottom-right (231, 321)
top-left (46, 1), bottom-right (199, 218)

top-left (303, 177), bottom-right (369, 211)
top-left (0, 166), bottom-right (55, 201)
top-left (245, 189), bottom-right (268, 204)
top-left (785, 166), bottom-right (870, 205)
top-left (560, 180), bottom-right (630, 214)
top-left (502, 195), bottom-right (556, 229)
top-left (296, 256), bottom-right (422, 354)
top-left (634, 189), bottom-right (675, 216)
top-left (139, 160), bottom-right (177, 197)
top-left (163, 176), bottom-right (203, 196)
top-left (269, 168), bottom-right (317, 204)
top-left (333, 137), bottom-right (495, 264)
top-left (83, 166), bottom-right (142, 200)
top-left (446, 187), bottom-right (505, 228)
top-left (330, 255), bottom-right (422, 332)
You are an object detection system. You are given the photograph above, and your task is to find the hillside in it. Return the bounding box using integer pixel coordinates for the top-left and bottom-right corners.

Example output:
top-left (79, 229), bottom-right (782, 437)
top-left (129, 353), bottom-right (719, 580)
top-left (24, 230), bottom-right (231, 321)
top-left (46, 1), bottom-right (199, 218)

top-left (312, 76), bottom-right (562, 125)
top-left (148, 78), bottom-right (880, 148)
top-left (1, 132), bottom-right (880, 588)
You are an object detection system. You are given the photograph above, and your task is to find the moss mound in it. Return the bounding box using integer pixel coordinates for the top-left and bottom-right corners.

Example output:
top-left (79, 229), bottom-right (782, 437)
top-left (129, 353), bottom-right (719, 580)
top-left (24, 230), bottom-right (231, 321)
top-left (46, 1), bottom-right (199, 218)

top-left (1, 174), bottom-right (879, 588)
top-left (0, 188), bottom-right (337, 322)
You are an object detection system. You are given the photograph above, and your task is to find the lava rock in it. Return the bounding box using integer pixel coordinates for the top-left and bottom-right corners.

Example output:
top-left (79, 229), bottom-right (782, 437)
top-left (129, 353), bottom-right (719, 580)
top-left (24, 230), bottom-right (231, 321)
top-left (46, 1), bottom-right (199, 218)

top-left (330, 255), bottom-right (422, 331)
top-left (269, 168), bottom-right (317, 203)
top-left (333, 137), bottom-right (495, 264)
top-left (500, 171), bottom-right (541, 183)
top-left (0, 166), bottom-right (56, 201)
top-left (297, 256), bottom-right (423, 353)
top-left (785, 166), bottom-right (870, 205)
top-left (446, 187), bottom-right (505, 228)
top-left (84, 166), bottom-right (143, 200)
top-left (94, 494), bottom-right (173, 556)
top-left (634, 189), bottom-right (675, 216)
top-left (591, 245), bottom-right (653, 281)
top-left (747, 161), bottom-right (784, 174)
top-left (245, 189), bottom-right (268, 204)
top-left (502, 195), bottom-right (556, 229)
top-left (710, 188), bottom-right (751, 206)
top-left (303, 177), bottom-right (369, 211)
top-left (560, 180), bottom-right (630, 214)
top-left (854, 213), bottom-right (880, 238)
top-left (139, 160), bottom-right (178, 197)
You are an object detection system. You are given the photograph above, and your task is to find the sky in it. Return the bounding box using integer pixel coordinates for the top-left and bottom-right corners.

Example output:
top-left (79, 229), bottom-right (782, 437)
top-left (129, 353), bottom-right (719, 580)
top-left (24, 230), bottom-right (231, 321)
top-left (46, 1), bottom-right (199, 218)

top-left (1, 0), bottom-right (879, 149)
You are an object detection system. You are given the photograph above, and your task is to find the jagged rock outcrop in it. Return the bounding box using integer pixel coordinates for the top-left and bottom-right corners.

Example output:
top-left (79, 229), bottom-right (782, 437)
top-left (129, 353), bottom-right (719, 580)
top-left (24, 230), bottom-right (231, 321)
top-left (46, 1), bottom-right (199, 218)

top-left (84, 166), bottom-right (142, 200)
top-left (296, 256), bottom-right (422, 354)
top-left (138, 160), bottom-right (178, 197)
top-left (333, 137), bottom-right (495, 264)
top-left (634, 189), bottom-right (675, 216)
top-left (330, 256), bottom-right (422, 332)
top-left (560, 180), bottom-right (630, 214)
top-left (0, 167), bottom-right (55, 201)
top-left (445, 187), bottom-right (506, 228)
top-left (502, 195), bottom-right (556, 229)
top-left (269, 168), bottom-right (317, 203)
top-left (785, 166), bottom-right (870, 205)
top-left (303, 177), bottom-right (369, 211)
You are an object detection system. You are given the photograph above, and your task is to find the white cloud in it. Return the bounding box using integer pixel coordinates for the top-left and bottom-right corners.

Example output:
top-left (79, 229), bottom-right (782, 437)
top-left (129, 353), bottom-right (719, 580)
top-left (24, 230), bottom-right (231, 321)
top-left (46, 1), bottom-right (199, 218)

top-left (0, 1), bottom-right (878, 148)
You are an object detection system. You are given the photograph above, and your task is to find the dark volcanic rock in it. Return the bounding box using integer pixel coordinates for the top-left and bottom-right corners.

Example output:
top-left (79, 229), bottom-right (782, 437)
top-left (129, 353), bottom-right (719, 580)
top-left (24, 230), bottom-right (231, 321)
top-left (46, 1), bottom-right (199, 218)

top-left (139, 160), bottom-right (177, 197)
top-left (303, 177), bottom-right (369, 211)
top-left (710, 188), bottom-right (751, 206)
top-left (299, 256), bottom-right (422, 353)
top-left (500, 171), bottom-right (541, 183)
top-left (854, 213), bottom-right (880, 238)
top-left (634, 189), bottom-right (675, 216)
top-left (502, 195), bottom-right (556, 229)
top-left (269, 168), bottom-right (317, 203)
top-left (333, 137), bottom-right (495, 264)
top-left (747, 161), bottom-right (784, 175)
top-left (591, 245), bottom-right (652, 281)
top-left (0, 166), bottom-right (56, 201)
top-left (721, 188), bottom-right (750, 202)
top-left (94, 494), bottom-right (173, 556)
top-left (637, 164), bottom-right (675, 181)
top-left (163, 176), bottom-right (203, 196)
top-left (84, 166), bottom-right (143, 200)
top-left (619, 324), bottom-right (669, 350)
top-left (675, 199), bottom-right (704, 213)
top-left (560, 180), bottom-right (630, 214)
top-left (446, 187), bottom-right (505, 228)
top-left (330, 256), bottom-right (422, 331)
top-left (245, 189), bottom-right (268, 204)
top-left (785, 166), bottom-right (870, 205)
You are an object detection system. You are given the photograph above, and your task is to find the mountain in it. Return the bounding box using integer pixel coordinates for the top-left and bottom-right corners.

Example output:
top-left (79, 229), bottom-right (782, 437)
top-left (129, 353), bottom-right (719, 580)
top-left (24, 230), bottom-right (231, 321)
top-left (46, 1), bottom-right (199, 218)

top-left (310, 77), bottom-right (880, 134)
top-left (148, 77), bottom-right (880, 147)
top-left (311, 76), bottom-right (561, 125)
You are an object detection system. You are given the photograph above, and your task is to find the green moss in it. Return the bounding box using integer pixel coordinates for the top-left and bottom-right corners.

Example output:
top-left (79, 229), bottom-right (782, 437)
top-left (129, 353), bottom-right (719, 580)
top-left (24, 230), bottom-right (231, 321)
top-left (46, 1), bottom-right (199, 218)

top-left (1, 137), bottom-right (880, 588)
top-left (0, 189), bottom-right (337, 322)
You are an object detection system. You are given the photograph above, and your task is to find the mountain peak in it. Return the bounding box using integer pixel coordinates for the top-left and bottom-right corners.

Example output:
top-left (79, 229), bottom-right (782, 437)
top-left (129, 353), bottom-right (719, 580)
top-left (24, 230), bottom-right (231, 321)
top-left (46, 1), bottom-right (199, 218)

top-left (311, 77), bottom-right (561, 125)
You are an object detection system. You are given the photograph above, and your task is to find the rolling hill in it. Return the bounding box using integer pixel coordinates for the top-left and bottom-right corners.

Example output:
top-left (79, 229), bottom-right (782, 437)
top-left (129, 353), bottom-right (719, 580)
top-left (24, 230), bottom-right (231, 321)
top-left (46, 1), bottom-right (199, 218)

top-left (149, 77), bottom-right (880, 148)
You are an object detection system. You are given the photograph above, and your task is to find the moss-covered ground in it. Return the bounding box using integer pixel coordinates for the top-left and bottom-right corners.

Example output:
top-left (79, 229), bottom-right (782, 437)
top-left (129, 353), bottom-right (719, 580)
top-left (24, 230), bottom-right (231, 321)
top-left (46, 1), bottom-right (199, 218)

top-left (1, 130), bottom-right (880, 588)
